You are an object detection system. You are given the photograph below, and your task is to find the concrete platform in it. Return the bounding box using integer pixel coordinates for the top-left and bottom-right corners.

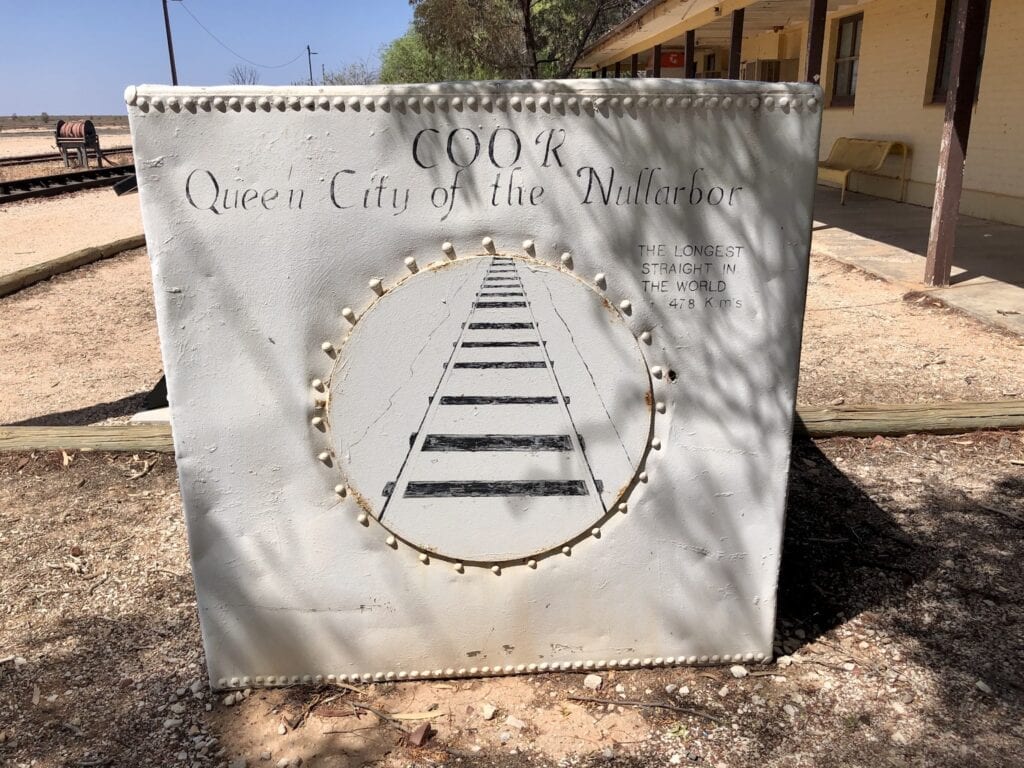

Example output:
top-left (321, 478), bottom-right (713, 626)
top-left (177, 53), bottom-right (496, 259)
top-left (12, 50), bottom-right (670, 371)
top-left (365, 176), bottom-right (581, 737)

top-left (812, 187), bottom-right (1024, 335)
top-left (130, 407), bottom-right (170, 423)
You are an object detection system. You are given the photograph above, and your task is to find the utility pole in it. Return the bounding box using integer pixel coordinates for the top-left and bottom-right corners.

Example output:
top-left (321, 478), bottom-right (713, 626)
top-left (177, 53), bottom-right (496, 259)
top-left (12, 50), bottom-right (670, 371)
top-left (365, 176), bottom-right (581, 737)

top-left (162, 0), bottom-right (179, 85)
top-left (306, 44), bottom-right (318, 86)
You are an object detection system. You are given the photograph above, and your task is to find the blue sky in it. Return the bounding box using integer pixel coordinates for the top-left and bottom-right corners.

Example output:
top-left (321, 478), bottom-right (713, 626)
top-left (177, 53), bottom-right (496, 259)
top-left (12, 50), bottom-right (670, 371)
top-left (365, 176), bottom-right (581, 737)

top-left (0, 0), bottom-right (414, 115)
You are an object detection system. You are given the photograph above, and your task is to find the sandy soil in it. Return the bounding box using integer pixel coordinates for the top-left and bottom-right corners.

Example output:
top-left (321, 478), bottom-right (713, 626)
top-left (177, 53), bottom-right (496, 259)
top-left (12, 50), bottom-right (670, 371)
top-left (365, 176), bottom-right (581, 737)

top-left (0, 129), bottom-right (131, 159)
top-left (0, 248), bottom-right (161, 426)
top-left (0, 188), bottom-right (143, 276)
top-left (0, 432), bottom-right (1021, 767)
top-left (800, 260), bottom-right (1024, 402)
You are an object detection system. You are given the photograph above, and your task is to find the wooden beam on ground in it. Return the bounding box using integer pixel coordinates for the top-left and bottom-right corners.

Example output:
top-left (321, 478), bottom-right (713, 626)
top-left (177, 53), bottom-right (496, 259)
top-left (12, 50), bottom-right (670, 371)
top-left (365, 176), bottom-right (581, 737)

top-left (3, 401), bottom-right (1023, 453)
top-left (805, 0), bottom-right (828, 83)
top-left (0, 424), bottom-right (175, 452)
top-left (0, 234), bottom-right (146, 298)
top-left (924, 0), bottom-right (988, 287)
top-left (631, 52), bottom-right (639, 77)
top-left (729, 9), bottom-right (744, 79)
top-left (685, 31), bottom-right (696, 78)
top-left (794, 399), bottom-right (1024, 438)
top-left (652, 44), bottom-right (662, 77)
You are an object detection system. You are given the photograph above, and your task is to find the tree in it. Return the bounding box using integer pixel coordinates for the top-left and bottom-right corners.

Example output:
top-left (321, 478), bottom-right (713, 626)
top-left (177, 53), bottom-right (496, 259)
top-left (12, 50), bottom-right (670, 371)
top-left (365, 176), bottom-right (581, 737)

top-left (228, 64), bottom-right (261, 85)
top-left (40, 112), bottom-right (49, 123)
top-left (410, 0), bottom-right (648, 80)
top-left (379, 28), bottom-right (498, 83)
top-left (321, 60), bottom-right (380, 85)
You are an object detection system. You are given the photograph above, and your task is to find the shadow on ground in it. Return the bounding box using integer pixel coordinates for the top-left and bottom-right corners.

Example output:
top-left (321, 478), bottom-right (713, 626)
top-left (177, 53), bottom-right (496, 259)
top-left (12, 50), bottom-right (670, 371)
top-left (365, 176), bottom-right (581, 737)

top-left (811, 187), bottom-right (1024, 288)
top-left (0, 435), bottom-right (1021, 767)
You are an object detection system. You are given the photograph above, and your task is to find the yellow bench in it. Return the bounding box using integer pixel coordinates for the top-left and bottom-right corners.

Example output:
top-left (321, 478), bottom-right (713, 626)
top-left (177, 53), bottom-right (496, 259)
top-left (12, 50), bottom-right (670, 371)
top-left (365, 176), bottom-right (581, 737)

top-left (817, 138), bottom-right (911, 205)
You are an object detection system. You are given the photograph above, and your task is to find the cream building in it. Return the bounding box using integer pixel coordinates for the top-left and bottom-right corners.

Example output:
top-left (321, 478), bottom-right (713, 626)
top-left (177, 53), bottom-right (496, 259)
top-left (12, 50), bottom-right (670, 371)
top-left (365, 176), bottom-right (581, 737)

top-left (580, 0), bottom-right (1016, 284)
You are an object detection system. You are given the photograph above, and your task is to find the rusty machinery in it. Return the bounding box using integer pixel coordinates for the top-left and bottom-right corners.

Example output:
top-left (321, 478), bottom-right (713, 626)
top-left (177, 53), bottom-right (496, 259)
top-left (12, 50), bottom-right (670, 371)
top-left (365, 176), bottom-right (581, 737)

top-left (55, 120), bottom-right (104, 168)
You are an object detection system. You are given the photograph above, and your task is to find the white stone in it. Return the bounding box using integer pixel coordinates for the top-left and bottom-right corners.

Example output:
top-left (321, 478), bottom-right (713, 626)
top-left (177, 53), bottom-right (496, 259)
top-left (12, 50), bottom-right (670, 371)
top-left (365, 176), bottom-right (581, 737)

top-left (480, 703), bottom-right (498, 720)
top-left (975, 679), bottom-right (993, 694)
top-left (729, 665), bottom-right (748, 678)
top-left (506, 715), bottom-right (527, 730)
top-left (127, 80), bottom-right (820, 682)
top-left (583, 674), bottom-right (603, 691)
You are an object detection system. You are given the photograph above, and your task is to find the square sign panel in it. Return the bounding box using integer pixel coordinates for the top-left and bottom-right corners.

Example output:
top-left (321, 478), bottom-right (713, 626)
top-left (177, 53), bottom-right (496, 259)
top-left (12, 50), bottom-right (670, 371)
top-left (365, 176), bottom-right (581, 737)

top-left (126, 80), bottom-right (821, 689)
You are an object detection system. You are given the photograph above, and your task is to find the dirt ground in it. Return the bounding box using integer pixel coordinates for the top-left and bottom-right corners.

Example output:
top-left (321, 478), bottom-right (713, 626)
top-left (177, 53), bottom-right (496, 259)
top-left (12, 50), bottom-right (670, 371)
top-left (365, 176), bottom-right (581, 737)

top-left (0, 189), bottom-right (144, 277)
top-left (0, 232), bottom-right (1023, 765)
top-left (1, 433), bottom-right (1021, 767)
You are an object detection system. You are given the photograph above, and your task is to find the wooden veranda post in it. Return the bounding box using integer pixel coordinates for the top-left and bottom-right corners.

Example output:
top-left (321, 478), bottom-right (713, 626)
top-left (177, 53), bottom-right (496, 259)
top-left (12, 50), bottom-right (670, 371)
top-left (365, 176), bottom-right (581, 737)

top-left (615, 60), bottom-right (622, 77)
top-left (729, 9), bottom-right (745, 78)
top-left (601, 66), bottom-right (609, 78)
top-left (685, 30), bottom-right (696, 77)
top-left (924, 0), bottom-right (988, 287)
top-left (631, 52), bottom-right (639, 77)
top-left (805, 0), bottom-right (828, 82)
top-left (653, 44), bottom-right (663, 77)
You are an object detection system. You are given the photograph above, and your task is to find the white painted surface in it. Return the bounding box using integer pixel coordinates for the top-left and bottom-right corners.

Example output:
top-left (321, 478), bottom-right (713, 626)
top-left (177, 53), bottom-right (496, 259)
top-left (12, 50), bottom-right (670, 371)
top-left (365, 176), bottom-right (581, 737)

top-left (126, 80), bottom-right (821, 687)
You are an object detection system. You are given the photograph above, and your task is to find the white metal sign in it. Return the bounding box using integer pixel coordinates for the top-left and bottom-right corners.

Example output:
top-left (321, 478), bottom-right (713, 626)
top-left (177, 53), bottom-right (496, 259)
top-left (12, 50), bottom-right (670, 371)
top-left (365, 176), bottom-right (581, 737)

top-left (126, 80), bottom-right (821, 689)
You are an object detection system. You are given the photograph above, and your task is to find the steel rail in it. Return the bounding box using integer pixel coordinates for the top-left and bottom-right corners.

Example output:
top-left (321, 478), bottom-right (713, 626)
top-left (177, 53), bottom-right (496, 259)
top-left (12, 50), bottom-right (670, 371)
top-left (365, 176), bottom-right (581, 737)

top-left (0, 146), bottom-right (133, 167)
top-left (0, 164), bottom-right (136, 204)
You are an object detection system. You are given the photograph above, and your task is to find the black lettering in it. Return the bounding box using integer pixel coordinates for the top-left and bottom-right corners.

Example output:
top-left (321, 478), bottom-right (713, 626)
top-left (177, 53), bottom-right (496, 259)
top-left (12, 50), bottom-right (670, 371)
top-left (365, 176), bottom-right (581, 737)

top-left (536, 128), bottom-right (566, 167)
top-left (185, 169), bottom-right (220, 214)
top-left (329, 170), bottom-right (356, 209)
top-left (413, 128), bottom-right (440, 169)
top-left (488, 127), bottom-right (522, 168)
top-left (447, 128), bottom-right (481, 168)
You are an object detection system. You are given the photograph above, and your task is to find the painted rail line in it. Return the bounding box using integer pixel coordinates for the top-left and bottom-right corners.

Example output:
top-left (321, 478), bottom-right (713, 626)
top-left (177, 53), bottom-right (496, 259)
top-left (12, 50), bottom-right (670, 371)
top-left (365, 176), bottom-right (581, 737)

top-left (379, 256), bottom-right (606, 524)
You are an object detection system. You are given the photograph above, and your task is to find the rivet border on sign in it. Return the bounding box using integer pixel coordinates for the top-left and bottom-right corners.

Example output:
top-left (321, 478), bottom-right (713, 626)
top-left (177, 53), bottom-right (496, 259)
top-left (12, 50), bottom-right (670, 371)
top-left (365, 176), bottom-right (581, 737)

top-left (213, 651), bottom-right (768, 690)
top-left (305, 239), bottom-right (663, 572)
top-left (126, 85), bottom-right (816, 119)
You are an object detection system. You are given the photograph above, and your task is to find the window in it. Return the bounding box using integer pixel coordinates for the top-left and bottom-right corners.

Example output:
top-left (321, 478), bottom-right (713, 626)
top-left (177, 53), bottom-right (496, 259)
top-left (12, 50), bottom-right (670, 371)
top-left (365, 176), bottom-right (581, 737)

top-left (832, 13), bottom-right (863, 107)
top-left (931, 0), bottom-right (988, 103)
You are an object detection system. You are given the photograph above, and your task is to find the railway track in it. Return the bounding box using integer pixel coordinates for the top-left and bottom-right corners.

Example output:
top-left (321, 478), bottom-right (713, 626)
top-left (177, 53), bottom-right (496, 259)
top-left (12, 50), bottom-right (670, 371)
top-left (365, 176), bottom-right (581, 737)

top-left (0, 147), bottom-right (133, 168)
top-left (0, 164), bottom-right (136, 204)
top-left (379, 255), bottom-right (606, 529)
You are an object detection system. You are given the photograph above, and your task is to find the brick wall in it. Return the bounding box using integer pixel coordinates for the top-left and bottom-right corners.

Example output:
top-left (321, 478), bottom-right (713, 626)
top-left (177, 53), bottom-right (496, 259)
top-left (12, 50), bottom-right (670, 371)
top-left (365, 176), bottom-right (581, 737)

top-left (817, 0), bottom-right (1023, 225)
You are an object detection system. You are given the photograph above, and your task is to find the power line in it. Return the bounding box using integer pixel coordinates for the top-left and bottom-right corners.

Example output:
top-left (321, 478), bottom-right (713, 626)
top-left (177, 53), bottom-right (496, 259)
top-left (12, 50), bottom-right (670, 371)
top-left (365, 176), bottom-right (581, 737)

top-left (177, 2), bottom-right (305, 69)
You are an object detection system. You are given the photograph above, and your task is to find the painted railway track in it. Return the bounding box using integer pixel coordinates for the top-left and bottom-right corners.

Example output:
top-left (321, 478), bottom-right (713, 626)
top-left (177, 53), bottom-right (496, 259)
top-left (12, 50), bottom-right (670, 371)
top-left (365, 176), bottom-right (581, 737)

top-left (0, 164), bottom-right (135, 204)
top-left (0, 147), bottom-right (133, 168)
top-left (379, 255), bottom-right (606, 529)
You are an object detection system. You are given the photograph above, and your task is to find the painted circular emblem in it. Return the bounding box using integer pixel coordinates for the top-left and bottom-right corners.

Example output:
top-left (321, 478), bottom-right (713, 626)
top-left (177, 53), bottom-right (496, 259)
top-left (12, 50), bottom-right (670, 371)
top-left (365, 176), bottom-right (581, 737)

top-left (326, 253), bottom-right (652, 564)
